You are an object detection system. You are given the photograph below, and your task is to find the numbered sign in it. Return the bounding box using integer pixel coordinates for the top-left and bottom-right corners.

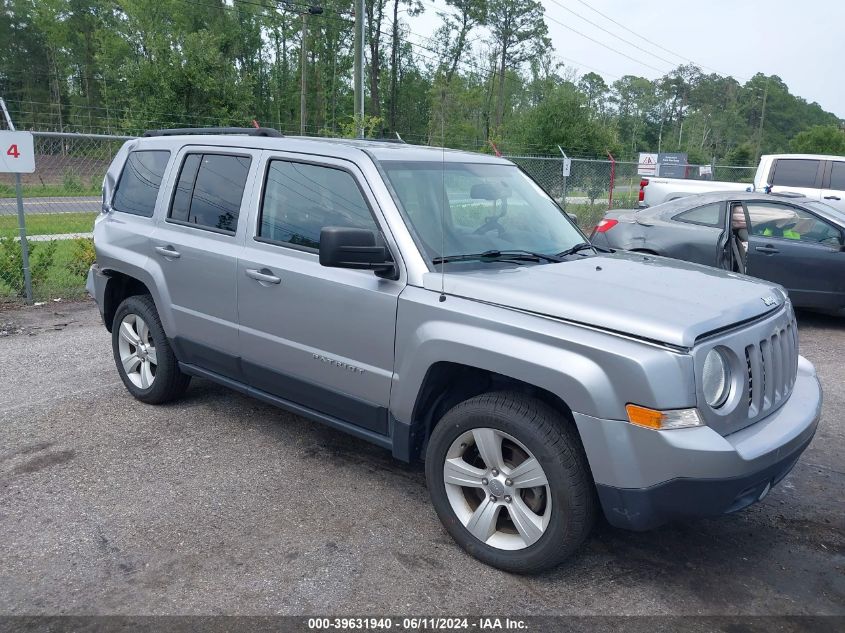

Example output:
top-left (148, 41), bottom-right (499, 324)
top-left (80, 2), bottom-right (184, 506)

top-left (638, 152), bottom-right (658, 176)
top-left (0, 131), bottom-right (35, 173)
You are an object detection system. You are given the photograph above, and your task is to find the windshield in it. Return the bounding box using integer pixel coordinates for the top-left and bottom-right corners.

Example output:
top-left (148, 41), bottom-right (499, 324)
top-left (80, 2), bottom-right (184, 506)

top-left (380, 161), bottom-right (584, 264)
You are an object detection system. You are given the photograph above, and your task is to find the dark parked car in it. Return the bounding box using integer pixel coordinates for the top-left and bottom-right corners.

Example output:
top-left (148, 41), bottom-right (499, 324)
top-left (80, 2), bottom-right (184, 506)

top-left (591, 191), bottom-right (845, 313)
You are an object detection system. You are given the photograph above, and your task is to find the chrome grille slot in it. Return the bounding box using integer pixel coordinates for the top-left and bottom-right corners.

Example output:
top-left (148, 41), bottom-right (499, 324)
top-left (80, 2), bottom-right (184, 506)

top-left (760, 337), bottom-right (772, 411)
top-left (771, 330), bottom-right (783, 402)
top-left (779, 327), bottom-right (790, 395)
top-left (745, 346), bottom-right (753, 410)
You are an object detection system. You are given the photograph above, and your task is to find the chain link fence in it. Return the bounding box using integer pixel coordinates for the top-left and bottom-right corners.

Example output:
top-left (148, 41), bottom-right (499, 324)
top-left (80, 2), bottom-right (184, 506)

top-left (508, 154), bottom-right (758, 230)
top-left (0, 132), bottom-right (132, 307)
top-left (0, 131), bottom-right (760, 306)
top-left (507, 155), bottom-right (641, 229)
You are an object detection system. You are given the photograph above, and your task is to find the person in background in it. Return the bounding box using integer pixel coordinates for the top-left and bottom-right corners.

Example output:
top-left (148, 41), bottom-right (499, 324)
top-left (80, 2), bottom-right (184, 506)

top-left (731, 203), bottom-right (748, 273)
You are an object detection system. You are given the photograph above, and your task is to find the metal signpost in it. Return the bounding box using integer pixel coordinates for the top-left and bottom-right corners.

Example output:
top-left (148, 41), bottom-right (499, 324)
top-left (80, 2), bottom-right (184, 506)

top-left (558, 146), bottom-right (570, 209)
top-left (0, 98), bottom-right (36, 303)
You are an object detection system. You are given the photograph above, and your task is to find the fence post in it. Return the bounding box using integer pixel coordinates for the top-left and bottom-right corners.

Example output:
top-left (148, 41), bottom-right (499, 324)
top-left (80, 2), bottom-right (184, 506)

top-left (607, 151), bottom-right (616, 210)
top-left (0, 98), bottom-right (33, 304)
top-left (557, 145), bottom-right (569, 210)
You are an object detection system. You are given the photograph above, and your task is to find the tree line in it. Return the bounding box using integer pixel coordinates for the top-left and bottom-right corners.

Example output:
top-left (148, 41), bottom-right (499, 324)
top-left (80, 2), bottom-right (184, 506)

top-left (2, 0), bottom-right (843, 162)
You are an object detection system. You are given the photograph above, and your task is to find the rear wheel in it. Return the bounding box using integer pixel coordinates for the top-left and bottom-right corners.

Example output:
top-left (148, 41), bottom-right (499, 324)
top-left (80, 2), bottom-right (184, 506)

top-left (111, 294), bottom-right (190, 404)
top-left (425, 392), bottom-right (596, 573)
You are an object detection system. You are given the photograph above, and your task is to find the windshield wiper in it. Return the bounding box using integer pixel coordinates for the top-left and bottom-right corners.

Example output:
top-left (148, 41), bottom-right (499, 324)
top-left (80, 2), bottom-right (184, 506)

top-left (556, 242), bottom-right (596, 258)
top-left (432, 249), bottom-right (564, 265)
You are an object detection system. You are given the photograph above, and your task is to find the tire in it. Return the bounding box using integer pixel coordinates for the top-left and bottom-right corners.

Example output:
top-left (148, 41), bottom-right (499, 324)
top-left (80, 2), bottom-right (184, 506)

top-left (425, 391), bottom-right (596, 574)
top-left (111, 294), bottom-right (190, 404)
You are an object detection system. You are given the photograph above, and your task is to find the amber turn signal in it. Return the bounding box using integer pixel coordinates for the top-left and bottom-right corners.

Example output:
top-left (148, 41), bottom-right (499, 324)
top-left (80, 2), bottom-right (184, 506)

top-left (625, 404), bottom-right (703, 430)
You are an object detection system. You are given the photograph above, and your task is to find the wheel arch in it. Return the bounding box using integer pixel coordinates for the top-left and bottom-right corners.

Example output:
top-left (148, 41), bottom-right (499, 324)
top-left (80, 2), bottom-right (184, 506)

top-left (405, 362), bottom-right (576, 462)
top-left (102, 270), bottom-right (157, 332)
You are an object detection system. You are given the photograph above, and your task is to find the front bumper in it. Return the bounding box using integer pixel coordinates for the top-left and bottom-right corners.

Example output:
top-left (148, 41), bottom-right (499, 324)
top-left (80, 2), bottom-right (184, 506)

top-left (573, 356), bottom-right (822, 531)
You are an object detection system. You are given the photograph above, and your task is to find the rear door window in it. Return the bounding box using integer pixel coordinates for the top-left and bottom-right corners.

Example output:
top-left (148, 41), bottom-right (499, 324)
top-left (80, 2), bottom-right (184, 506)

top-left (770, 159), bottom-right (821, 188)
top-left (672, 202), bottom-right (723, 227)
top-left (112, 150), bottom-right (170, 217)
top-left (829, 161), bottom-right (845, 191)
top-left (168, 153), bottom-right (251, 233)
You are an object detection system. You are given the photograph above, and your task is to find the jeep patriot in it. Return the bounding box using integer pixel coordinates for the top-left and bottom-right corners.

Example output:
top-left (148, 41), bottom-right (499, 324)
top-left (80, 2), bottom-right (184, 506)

top-left (87, 128), bottom-right (822, 573)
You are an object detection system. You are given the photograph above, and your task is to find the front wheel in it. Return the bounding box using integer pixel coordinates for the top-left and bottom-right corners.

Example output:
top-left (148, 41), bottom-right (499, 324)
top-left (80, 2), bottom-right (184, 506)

top-left (425, 392), bottom-right (596, 573)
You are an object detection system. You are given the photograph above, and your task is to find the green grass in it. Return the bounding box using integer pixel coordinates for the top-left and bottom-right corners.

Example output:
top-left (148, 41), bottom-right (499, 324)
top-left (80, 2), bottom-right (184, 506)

top-left (0, 183), bottom-right (101, 198)
top-left (40, 239), bottom-right (91, 299)
top-left (0, 238), bottom-right (92, 303)
top-left (0, 212), bottom-right (97, 237)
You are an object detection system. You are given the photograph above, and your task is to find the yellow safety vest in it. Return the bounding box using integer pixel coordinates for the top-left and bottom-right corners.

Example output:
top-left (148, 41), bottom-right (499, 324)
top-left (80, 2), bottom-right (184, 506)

top-left (762, 227), bottom-right (800, 240)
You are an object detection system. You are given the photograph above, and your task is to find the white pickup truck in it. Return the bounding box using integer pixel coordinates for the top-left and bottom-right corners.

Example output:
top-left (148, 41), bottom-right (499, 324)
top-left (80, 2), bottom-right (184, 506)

top-left (639, 153), bottom-right (845, 213)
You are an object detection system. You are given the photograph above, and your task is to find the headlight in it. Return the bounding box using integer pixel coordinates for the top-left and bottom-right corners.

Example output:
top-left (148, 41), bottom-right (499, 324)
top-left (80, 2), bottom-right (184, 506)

top-left (702, 348), bottom-right (731, 408)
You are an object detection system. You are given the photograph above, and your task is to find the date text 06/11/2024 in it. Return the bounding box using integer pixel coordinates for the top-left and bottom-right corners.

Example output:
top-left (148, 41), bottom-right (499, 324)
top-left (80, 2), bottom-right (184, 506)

top-left (306, 617), bottom-right (528, 630)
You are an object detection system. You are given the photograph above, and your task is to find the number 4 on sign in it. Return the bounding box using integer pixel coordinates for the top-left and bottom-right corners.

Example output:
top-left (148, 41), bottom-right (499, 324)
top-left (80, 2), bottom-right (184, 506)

top-left (0, 131), bottom-right (35, 173)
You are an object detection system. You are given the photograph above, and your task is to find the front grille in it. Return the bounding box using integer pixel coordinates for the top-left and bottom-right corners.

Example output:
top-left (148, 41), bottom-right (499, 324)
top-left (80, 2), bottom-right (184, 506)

top-left (744, 319), bottom-right (798, 419)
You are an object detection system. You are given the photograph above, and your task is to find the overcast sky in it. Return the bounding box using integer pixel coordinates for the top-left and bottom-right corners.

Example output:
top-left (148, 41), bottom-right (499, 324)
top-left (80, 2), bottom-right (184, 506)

top-left (409, 0), bottom-right (844, 118)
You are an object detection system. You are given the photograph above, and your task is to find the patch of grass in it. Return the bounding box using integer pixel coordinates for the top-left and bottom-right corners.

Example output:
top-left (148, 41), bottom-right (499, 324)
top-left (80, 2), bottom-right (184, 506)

top-left (0, 183), bottom-right (101, 198)
top-left (0, 212), bottom-right (97, 237)
top-left (0, 238), bottom-right (92, 302)
top-left (40, 239), bottom-right (92, 299)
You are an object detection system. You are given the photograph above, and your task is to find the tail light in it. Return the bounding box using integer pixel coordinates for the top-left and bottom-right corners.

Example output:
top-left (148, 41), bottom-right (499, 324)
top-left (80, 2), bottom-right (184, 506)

top-left (594, 218), bottom-right (618, 233)
top-left (638, 178), bottom-right (649, 202)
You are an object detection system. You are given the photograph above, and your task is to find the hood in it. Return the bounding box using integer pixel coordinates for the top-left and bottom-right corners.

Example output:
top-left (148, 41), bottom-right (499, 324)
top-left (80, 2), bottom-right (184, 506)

top-left (424, 252), bottom-right (784, 348)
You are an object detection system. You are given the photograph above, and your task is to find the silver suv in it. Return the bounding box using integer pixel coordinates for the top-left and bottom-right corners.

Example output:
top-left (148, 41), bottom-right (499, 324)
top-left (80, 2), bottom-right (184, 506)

top-left (87, 128), bottom-right (822, 573)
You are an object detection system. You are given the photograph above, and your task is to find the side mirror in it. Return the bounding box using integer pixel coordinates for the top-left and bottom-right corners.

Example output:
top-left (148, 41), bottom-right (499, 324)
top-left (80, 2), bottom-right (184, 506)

top-left (319, 227), bottom-right (395, 275)
top-left (567, 212), bottom-right (578, 224)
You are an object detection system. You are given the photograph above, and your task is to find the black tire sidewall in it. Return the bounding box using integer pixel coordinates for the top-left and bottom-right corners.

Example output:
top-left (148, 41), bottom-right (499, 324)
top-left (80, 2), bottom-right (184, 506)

top-left (425, 396), bottom-right (592, 573)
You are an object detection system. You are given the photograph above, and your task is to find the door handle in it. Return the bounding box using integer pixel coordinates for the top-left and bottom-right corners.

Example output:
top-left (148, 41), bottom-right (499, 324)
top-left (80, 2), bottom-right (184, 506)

top-left (245, 268), bottom-right (281, 285)
top-left (755, 245), bottom-right (779, 254)
top-left (154, 245), bottom-right (181, 259)
top-left (824, 195), bottom-right (841, 201)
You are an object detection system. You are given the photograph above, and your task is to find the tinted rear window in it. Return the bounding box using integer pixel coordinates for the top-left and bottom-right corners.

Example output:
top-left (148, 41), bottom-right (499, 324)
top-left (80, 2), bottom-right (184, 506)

top-left (168, 153), bottom-right (251, 233)
top-left (112, 150), bottom-right (170, 217)
top-left (771, 159), bottom-right (820, 188)
top-left (673, 202), bottom-right (722, 227)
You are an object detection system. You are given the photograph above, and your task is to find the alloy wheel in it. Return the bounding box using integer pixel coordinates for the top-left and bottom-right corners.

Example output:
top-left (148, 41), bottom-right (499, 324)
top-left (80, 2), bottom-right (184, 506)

top-left (117, 313), bottom-right (157, 389)
top-left (443, 427), bottom-right (551, 550)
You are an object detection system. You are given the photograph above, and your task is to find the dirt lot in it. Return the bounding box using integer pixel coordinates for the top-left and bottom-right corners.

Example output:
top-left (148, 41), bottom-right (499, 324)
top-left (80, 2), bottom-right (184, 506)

top-left (0, 300), bottom-right (842, 616)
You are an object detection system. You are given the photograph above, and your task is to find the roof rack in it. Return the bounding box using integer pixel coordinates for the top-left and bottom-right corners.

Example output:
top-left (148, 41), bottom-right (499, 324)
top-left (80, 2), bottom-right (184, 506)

top-left (768, 191), bottom-right (805, 198)
top-left (142, 127), bottom-right (283, 138)
top-left (337, 136), bottom-right (406, 144)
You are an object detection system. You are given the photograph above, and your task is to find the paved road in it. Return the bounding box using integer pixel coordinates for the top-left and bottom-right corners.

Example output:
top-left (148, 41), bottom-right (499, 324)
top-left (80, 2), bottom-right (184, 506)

top-left (0, 302), bottom-right (842, 616)
top-left (0, 196), bottom-right (100, 215)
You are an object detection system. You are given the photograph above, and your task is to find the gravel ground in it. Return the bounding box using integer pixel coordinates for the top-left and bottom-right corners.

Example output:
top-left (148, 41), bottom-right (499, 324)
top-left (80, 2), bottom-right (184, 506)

top-left (0, 300), bottom-right (842, 616)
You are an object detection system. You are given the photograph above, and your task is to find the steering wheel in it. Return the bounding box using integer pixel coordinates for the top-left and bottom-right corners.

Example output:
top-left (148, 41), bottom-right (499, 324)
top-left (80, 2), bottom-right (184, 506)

top-left (473, 199), bottom-right (509, 238)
